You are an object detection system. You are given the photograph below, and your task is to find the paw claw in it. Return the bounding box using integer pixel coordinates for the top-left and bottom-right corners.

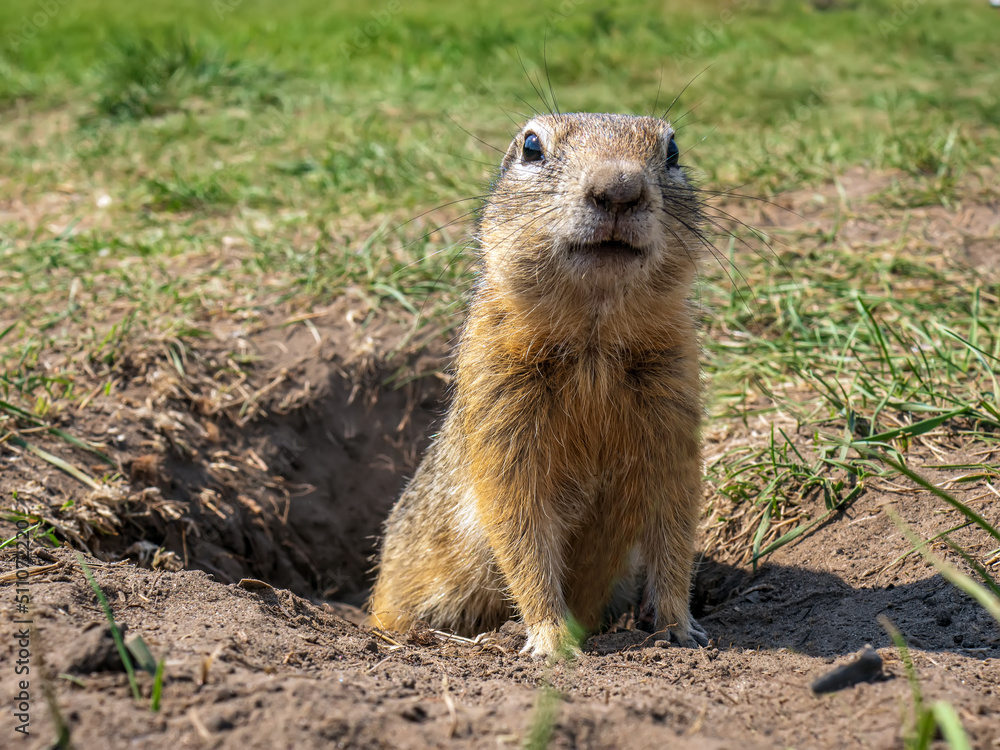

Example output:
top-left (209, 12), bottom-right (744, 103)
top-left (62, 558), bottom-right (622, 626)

top-left (687, 618), bottom-right (710, 648)
top-left (655, 617), bottom-right (709, 649)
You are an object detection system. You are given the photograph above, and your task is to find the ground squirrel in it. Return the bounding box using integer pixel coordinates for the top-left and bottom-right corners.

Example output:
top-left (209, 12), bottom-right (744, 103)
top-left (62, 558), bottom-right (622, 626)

top-left (370, 112), bottom-right (709, 657)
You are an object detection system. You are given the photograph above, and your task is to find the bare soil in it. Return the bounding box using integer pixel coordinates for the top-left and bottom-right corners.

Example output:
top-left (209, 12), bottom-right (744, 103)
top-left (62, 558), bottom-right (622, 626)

top-left (2, 491), bottom-right (998, 749)
top-left (2, 180), bottom-right (1000, 749)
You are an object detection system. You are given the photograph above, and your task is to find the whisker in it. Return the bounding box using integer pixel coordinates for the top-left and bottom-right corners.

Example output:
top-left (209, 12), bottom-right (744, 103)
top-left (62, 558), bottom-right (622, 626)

top-left (650, 65), bottom-right (664, 118)
top-left (543, 29), bottom-right (560, 116)
top-left (661, 198), bottom-right (765, 327)
top-left (660, 66), bottom-right (712, 121)
top-left (515, 46), bottom-right (552, 116)
top-left (445, 113), bottom-right (504, 155)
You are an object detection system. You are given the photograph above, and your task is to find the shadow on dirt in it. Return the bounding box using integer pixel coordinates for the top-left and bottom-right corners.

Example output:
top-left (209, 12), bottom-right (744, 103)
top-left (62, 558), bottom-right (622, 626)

top-left (693, 558), bottom-right (998, 658)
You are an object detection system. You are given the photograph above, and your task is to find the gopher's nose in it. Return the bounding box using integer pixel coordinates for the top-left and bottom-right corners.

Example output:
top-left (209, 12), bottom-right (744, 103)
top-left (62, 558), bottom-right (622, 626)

top-left (586, 165), bottom-right (646, 214)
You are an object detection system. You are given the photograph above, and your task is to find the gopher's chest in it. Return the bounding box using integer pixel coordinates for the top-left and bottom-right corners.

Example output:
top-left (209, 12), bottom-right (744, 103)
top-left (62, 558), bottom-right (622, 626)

top-left (456, 339), bottom-right (701, 483)
top-left (553, 345), bottom-right (698, 415)
top-left (462, 347), bottom-right (697, 465)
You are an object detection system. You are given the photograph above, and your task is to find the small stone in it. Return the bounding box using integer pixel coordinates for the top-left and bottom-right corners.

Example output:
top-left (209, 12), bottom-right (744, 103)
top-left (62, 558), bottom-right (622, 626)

top-left (66, 622), bottom-right (129, 674)
top-left (810, 644), bottom-right (883, 694)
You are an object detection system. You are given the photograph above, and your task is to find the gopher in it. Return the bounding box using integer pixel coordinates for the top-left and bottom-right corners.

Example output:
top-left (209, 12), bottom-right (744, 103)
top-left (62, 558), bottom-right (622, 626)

top-left (370, 112), bottom-right (709, 657)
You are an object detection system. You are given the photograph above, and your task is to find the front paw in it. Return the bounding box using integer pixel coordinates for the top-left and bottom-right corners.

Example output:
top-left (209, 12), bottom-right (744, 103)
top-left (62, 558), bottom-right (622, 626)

top-left (676, 617), bottom-right (709, 648)
top-left (521, 619), bottom-right (581, 660)
top-left (653, 615), bottom-right (709, 648)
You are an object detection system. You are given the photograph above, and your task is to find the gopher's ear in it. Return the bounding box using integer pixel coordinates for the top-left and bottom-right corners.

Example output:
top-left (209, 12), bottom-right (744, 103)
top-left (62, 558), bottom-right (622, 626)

top-left (498, 149), bottom-right (514, 177)
top-left (498, 139), bottom-right (519, 179)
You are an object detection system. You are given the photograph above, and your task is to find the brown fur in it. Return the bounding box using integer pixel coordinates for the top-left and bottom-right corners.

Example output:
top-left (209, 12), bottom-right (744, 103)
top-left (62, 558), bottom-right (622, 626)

top-left (369, 113), bottom-right (708, 657)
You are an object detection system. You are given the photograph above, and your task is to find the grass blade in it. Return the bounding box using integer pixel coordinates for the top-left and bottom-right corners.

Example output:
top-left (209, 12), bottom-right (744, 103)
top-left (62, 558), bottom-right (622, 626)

top-left (524, 684), bottom-right (561, 750)
top-left (859, 407), bottom-right (967, 445)
top-left (127, 636), bottom-right (159, 675)
top-left (884, 507), bottom-right (1000, 624)
top-left (940, 536), bottom-right (1000, 599)
top-left (76, 553), bottom-right (141, 701)
top-left (859, 446), bottom-right (1000, 544)
top-left (753, 483), bottom-right (864, 563)
top-left (881, 520), bottom-right (972, 572)
top-left (0, 399), bottom-right (115, 465)
top-left (750, 500), bottom-right (773, 570)
top-left (930, 702), bottom-right (971, 750)
top-left (150, 659), bottom-right (166, 713)
top-left (7, 436), bottom-right (100, 491)
top-left (0, 522), bottom-right (43, 551)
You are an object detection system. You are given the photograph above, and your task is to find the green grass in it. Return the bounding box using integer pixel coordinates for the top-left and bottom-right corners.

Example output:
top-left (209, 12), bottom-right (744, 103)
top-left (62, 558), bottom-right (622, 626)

top-left (524, 683), bottom-right (561, 750)
top-left (702, 237), bottom-right (999, 564)
top-left (2, 0), bottom-right (998, 213)
top-left (89, 33), bottom-right (280, 122)
top-left (2, 0), bottom-right (996, 347)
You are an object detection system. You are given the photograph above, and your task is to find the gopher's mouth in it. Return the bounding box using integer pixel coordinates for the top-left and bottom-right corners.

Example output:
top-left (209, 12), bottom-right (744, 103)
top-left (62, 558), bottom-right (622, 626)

top-left (571, 240), bottom-right (645, 258)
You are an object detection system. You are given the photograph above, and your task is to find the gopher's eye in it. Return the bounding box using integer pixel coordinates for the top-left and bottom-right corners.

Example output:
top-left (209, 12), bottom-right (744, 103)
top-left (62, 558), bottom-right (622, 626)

top-left (522, 133), bottom-right (544, 163)
top-left (666, 136), bottom-right (680, 169)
